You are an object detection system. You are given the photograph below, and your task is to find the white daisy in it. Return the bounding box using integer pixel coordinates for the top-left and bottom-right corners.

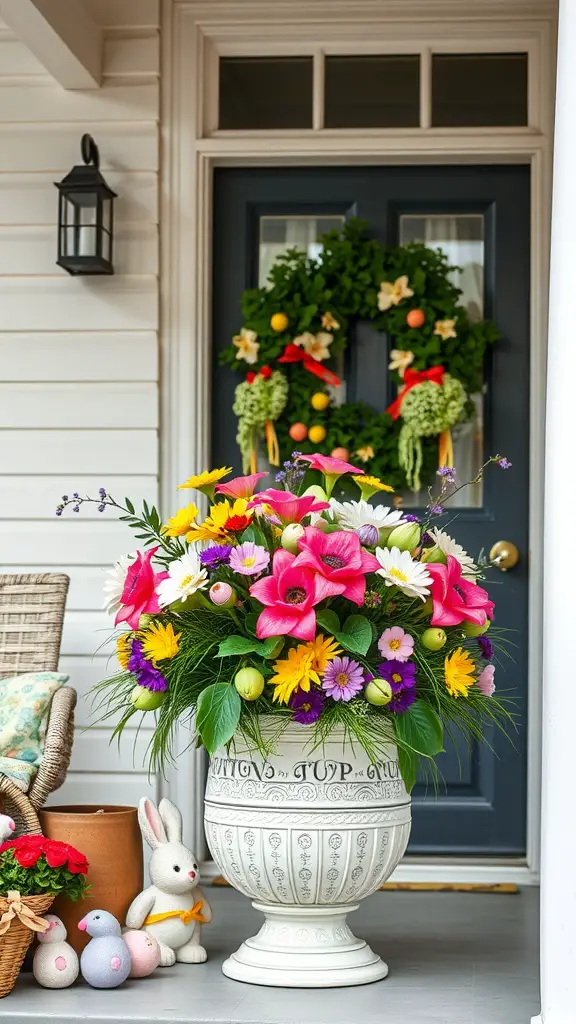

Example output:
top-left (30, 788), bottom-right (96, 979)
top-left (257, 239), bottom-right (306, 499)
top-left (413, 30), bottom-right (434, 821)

top-left (375, 546), bottom-right (432, 601)
top-left (156, 550), bottom-right (208, 607)
top-left (427, 527), bottom-right (477, 580)
top-left (330, 499), bottom-right (407, 533)
top-left (103, 553), bottom-right (135, 615)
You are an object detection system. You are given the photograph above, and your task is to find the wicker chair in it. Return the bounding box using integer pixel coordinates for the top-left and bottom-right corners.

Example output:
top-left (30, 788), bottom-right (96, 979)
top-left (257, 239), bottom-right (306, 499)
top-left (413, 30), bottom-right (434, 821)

top-left (0, 573), bottom-right (76, 834)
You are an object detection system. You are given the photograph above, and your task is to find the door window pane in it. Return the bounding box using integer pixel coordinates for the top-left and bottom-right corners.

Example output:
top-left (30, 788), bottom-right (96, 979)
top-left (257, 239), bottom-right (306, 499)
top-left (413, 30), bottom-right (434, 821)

top-left (324, 55), bottom-right (420, 128)
top-left (399, 214), bottom-right (485, 507)
top-left (432, 53), bottom-right (528, 127)
top-left (219, 58), bottom-right (313, 130)
top-left (259, 215), bottom-right (345, 287)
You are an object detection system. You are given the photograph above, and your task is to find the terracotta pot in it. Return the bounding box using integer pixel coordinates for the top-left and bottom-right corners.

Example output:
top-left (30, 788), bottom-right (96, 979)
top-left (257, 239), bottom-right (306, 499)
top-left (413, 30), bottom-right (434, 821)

top-left (39, 805), bottom-right (143, 954)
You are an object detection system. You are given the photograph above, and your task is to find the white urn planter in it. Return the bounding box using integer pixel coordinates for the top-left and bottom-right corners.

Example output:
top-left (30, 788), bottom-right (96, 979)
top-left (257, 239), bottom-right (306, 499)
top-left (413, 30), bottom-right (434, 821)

top-left (204, 723), bottom-right (411, 988)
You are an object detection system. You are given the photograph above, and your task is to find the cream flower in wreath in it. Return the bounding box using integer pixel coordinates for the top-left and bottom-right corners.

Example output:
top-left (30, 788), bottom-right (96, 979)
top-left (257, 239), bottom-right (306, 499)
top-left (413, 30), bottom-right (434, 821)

top-left (294, 331), bottom-right (333, 362)
top-left (378, 275), bottom-right (414, 312)
top-left (233, 327), bottom-right (259, 364)
top-left (354, 446), bottom-right (374, 464)
top-left (321, 311), bottom-right (340, 331)
top-left (434, 318), bottom-right (457, 341)
top-left (388, 348), bottom-right (415, 378)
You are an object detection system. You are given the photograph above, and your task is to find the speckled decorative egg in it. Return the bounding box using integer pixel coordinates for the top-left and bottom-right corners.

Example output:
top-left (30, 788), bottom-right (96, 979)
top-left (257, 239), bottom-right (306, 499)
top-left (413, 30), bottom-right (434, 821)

top-left (123, 929), bottom-right (161, 978)
top-left (289, 422), bottom-right (308, 442)
top-left (330, 447), bottom-right (349, 460)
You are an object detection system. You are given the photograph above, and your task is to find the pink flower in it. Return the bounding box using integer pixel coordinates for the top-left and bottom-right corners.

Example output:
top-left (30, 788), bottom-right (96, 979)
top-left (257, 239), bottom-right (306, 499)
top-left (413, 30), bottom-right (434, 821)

top-left (427, 555), bottom-right (494, 628)
top-left (115, 548), bottom-right (167, 629)
top-left (378, 626), bottom-right (414, 662)
top-left (293, 526), bottom-right (379, 606)
top-left (299, 453), bottom-right (363, 477)
top-left (477, 664), bottom-right (495, 696)
top-left (249, 549), bottom-right (332, 641)
top-left (215, 472), bottom-right (268, 499)
top-left (229, 542), bottom-right (270, 576)
top-left (248, 488), bottom-right (330, 525)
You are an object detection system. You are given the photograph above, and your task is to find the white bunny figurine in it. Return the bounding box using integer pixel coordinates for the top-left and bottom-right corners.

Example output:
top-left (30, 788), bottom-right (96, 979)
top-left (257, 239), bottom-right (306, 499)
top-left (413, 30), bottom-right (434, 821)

top-left (0, 814), bottom-right (15, 842)
top-left (125, 797), bottom-right (212, 966)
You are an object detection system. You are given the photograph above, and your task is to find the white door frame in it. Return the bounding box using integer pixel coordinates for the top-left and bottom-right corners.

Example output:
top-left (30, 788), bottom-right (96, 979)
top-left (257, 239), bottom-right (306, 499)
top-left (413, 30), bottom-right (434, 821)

top-left (161, 0), bottom-right (556, 884)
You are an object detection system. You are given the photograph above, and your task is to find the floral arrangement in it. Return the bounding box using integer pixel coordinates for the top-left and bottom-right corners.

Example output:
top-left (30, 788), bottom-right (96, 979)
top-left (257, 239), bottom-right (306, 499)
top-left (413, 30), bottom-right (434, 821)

top-left (0, 836), bottom-right (89, 899)
top-left (221, 219), bottom-right (499, 491)
top-left (57, 453), bottom-right (513, 790)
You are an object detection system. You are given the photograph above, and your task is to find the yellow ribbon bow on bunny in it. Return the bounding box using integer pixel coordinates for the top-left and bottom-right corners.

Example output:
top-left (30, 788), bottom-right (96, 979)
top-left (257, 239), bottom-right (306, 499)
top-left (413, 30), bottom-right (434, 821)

top-left (144, 899), bottom-right (207, 928)
top-left (0, 891), bottom-right (50, 936)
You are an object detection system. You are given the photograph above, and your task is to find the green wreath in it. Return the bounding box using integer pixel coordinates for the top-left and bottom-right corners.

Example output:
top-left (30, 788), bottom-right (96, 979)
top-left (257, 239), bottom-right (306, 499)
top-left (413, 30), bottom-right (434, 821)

top-left (221, 219), bottom-right (498, 491)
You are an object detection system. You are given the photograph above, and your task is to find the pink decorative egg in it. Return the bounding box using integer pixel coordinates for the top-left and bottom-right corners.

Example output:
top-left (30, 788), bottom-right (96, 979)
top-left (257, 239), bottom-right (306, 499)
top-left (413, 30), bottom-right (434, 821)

top-left (123, 929), bottom-right (161, 978)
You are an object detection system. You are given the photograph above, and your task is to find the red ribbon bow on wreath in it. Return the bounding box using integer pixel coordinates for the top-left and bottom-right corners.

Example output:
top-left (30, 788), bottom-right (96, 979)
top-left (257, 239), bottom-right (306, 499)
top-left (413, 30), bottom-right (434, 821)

top-left (386, 365), bottom-right (445, 420)
top-left (277, 344), bottom-right (342, 387)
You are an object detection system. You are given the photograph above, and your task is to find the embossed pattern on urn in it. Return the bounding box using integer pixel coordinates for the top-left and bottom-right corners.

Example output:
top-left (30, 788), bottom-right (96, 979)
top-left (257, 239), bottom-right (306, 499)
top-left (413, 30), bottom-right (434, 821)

top-left (204, 723), bottom-right (411, 988)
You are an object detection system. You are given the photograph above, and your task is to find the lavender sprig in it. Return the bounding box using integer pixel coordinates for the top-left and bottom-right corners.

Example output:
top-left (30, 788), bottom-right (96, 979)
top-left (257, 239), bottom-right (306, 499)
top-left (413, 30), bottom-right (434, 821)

top-left (55, 491), bottom-right (184, 562)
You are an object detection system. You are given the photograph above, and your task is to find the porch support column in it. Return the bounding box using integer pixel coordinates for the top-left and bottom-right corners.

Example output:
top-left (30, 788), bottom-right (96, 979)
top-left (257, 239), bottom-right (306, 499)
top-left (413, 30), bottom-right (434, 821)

top-left (535, 1), bottom-right (576, 1022)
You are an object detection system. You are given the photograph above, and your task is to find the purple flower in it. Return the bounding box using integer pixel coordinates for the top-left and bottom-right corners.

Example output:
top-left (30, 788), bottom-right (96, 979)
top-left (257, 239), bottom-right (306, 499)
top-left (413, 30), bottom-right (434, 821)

top-left (99, 487), bottom-right (107, 499)
top-left (128, 641), bottom-right (167, 692)
top-left (199, 544), bottom-right (233, 570)
top-left (478, 635), bottom-right (493, 661)
top-left (437, 466), bottom-right (457, 484)
top-left (428, 504), bottom-right (444, 516)
top-left (229, 542), bottom-right (270, 576)
top-left (498, 458), bottom-right (512, 469)
top-left (275, 471), bottom-right (287, 483)
top-left (322, 656), bottom-right (365, 702)
top-left (404, 514), bottom-right (420, 522)
top-left (290, 687), bottom-right (325, 724)
top-left (377, 659), bottom-right (417, 713)
top-left (356, 524), bottom-right (379, 547)
top-left (421, 531), bottom-right (433, 547)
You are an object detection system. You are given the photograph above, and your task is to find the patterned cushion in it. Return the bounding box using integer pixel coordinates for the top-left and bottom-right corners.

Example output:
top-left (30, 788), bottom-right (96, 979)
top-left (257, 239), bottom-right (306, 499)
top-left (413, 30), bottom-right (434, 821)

top-left (0, 756), bottom-right (37, 792)
top-left (0, 672), bottom-right (69, 766)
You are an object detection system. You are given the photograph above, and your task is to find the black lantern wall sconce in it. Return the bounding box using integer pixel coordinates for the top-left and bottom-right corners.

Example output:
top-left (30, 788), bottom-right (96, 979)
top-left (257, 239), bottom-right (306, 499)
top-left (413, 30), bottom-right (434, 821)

top-left (55, 134), bottom-right (117, 275)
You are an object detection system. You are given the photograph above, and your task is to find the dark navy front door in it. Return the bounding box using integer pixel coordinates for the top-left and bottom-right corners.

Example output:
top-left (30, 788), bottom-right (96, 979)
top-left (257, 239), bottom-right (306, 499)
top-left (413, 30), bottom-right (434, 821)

top-left (212, 165), bottom-right (529, 856)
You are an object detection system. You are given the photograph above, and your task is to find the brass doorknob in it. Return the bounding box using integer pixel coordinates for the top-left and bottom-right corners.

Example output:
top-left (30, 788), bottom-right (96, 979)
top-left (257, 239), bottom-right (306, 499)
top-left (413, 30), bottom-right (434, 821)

top-left (489, 540), bottom-right (519, 572)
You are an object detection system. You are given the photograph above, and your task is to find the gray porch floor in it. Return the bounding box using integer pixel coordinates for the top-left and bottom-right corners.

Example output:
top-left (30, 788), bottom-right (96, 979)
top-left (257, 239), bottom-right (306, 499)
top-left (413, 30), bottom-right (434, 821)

top-left (4, 886), bottom-right (539, 1024)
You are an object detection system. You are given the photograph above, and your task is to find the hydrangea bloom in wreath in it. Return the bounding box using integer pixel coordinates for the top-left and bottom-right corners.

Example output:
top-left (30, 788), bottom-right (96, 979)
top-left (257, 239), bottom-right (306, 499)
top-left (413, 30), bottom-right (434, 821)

top-left (221, 219), bottom-right (499, 492)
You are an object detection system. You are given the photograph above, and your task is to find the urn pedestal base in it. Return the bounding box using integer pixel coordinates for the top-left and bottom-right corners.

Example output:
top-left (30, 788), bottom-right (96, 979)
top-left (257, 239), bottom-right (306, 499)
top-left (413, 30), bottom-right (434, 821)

top-left (222, 903), bottom-right (388, 988)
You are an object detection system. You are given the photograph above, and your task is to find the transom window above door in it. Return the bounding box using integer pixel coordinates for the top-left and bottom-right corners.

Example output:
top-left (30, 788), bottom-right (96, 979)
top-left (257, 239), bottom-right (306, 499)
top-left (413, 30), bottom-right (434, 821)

top-left (218, 52), bottom-right (528, 131)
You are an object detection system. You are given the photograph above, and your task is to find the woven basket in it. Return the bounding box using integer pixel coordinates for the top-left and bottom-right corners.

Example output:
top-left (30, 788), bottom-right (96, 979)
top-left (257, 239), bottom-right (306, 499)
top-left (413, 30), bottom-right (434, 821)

top-left (0, 893), bottom-right (54, 997)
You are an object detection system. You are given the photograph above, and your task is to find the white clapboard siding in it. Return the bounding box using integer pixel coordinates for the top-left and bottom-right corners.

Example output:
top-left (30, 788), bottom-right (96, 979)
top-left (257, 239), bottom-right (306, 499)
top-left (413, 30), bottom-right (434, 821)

top-left (49, 771), bottom-right (157, 806)
top-left (103, 36), bottom-right (160, 79)
top-left (0, 21), bottom-right (160, 810)
top-left (0, 277), bottom-right (157, 331)
top-left (0, 477), bottom-right (158, 519)
top-left (0, 172), bottom-right (158, 225)
top-left (0, 522), bottom-right (140, 566)
top-left (0, 333), bottom-right (157, 382)
top-left (84, 0), bottom-right (160, 30)
top-left (0, 125), bottom-right (158, 172)
top-left (0, 430), bottom-right (157, 474)
top-left (61, 611), bottom-right (115, 657)
top-left (0, 225), bottom-right (158, 276)
top-left (0, 83), bottom-right (158, 123)
top-left (0, 40), bottom-right (47, 76)
top-left (0, 383), bottom-right (157, 428)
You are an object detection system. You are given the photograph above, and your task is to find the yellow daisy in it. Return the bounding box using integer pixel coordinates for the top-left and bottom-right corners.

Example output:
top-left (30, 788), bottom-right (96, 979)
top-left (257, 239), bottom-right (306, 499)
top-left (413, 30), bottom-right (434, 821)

top-left (305, 633), bottom-right (341, 674)
top-left (434, 318), bottom-right (457, 341)
top-left (354, 474), bottom-right (395, 501)
top-left (163, 503), bottom-right (198, 538)
top-left (141, 621), bottom-right (181, 665)
top-left (444, 647), bottom-right (476, 698)
top-left (178, 467), bottom-right (232, 499)
top-left (377, 275), bottom-right (414, 312)
top-left (270, 646), bottom-right (321, 705)
top-left (355, 446), bottom-right (375, 464)
top-left (186, 497), bottom-right (253, 544)
top-left (117, 633), bottom-right (133, 670)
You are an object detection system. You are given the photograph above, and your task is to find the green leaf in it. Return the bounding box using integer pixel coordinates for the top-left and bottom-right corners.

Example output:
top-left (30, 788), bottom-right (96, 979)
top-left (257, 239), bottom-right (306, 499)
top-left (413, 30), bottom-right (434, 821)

top-left (335, 614), bottom-right (372, 656)
top-left (244, 613), bottom-right (259, 637)
top-left (395, 700), bottom-right (444, 757)
top-left (124, 497), bottom-right (135, 515)
top-left (240, 524), bottom-right (266, 546)
top-left (259, 636), bottom-right (284, 657)
top-left (316, 609), bottom-right (340, 635)
top-left (196, 683), bottom-right (241, 755)
top-left (218, 636), bottom-right (261, 657)
top-left (398, 746), bottom-right (418, 793)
